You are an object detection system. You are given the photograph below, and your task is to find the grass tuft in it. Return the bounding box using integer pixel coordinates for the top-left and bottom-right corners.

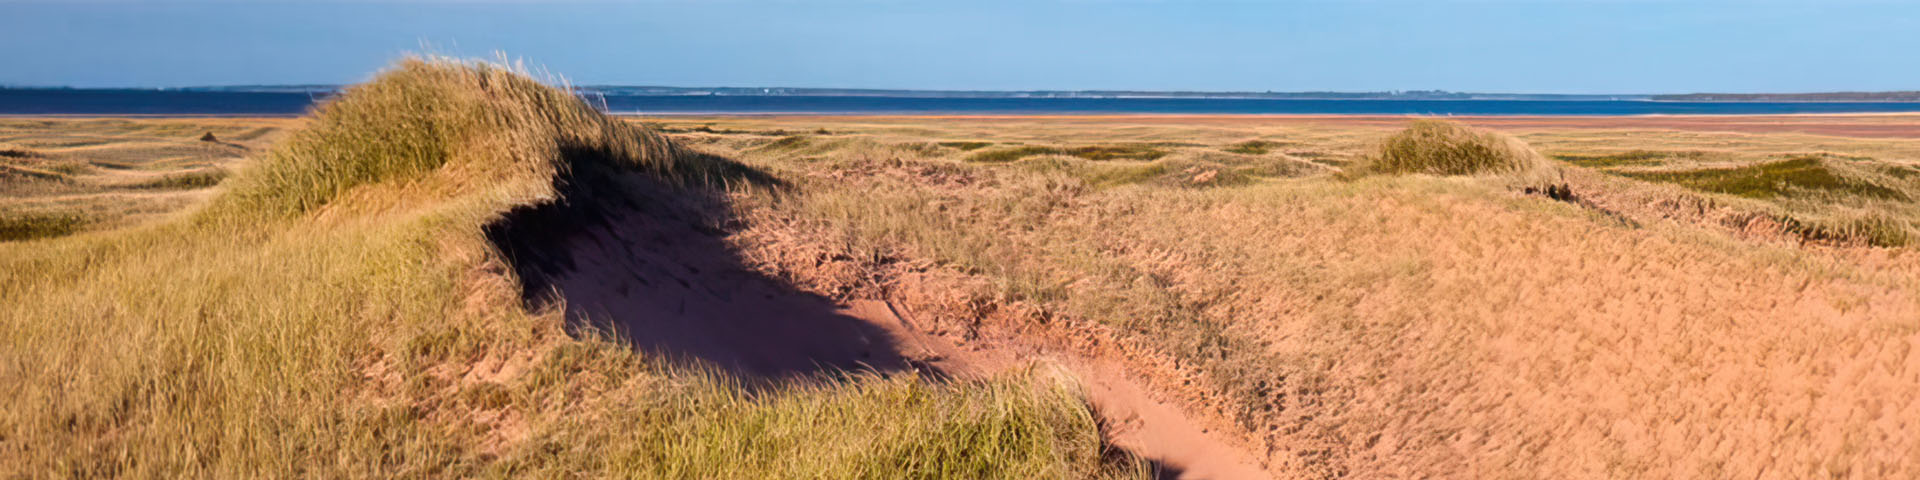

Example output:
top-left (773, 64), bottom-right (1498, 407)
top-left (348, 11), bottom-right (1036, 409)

top-left (1349, 120), bottom-right (1554, 178)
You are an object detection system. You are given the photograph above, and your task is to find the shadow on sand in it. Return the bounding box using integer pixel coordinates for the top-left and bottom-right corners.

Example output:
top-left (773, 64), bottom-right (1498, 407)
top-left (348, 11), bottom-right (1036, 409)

top-left (485, 144), bottom-right (1192, 477)
top-left (484, 146), bottom-right (927, 382)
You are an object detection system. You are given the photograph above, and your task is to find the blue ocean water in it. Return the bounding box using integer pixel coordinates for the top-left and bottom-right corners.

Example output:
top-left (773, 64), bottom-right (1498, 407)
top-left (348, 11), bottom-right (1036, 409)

top-left (7, 89), bottom-right (1920, 116)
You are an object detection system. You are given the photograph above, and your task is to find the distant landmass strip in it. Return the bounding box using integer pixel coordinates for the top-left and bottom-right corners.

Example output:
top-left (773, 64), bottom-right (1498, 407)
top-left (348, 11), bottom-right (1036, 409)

top-left (142, 86), bottom-right (1643, 101)
top-left (1653, 92), bottom-right (1920, 102)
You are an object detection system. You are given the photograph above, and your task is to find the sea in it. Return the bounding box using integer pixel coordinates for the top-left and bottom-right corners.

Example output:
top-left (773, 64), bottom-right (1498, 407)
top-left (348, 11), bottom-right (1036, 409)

top-left (7, 89), bottom-right (1920, 116)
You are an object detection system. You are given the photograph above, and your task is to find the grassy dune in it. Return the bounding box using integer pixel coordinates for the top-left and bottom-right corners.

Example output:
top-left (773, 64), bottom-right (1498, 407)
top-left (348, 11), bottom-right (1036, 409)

top-left (0, 59), bottom-right (1129, 478)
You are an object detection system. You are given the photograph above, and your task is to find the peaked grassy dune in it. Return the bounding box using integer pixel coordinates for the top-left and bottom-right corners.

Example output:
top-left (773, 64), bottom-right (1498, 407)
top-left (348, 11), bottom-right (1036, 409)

top-left (0, 59), bottom-right (1132, 478)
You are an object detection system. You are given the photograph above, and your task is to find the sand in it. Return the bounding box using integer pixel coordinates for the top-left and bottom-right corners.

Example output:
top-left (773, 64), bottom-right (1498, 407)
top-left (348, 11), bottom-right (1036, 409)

top-left (482, 165), bottom-right (1270, 479)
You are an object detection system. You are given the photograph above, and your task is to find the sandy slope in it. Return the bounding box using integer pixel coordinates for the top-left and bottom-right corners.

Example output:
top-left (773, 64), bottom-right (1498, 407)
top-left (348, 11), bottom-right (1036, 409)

top-left (484, 165), bottom-right (1269, 478)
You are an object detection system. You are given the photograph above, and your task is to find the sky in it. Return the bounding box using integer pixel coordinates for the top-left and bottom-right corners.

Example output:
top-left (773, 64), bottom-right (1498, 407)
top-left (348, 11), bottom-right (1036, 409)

top-left (1, 1), bottom-right (1916, 94)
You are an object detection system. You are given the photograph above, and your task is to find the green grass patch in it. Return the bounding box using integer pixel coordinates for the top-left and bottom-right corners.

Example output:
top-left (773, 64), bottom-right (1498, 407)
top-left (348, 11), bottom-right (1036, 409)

top-left (1223, 140), bottom-right (1286, 155)
top-left (758, 134), bottom-right (812, 151)
top-left (968, 145), bottom-right (1060, 163)
top-left (0, 210), bottom-right (82, 241)
top-left (1618, 156), bottom-right (1907, 201)
top-left (938, 141), bottom-right (993, 151)
top-left (130, 168), bottom-right (229, 190)
top-left (967, 144), bottom-right (1168, 163)
top-left (1016, 156), bottom-right (1267, 189)
top-left (1551, 150), bottom-right (1711, 167)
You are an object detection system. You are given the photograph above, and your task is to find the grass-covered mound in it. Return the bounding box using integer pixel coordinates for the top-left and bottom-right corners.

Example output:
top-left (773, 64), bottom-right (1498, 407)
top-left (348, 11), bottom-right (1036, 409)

top-left (0, 58), bottom-right (1131, 478)
top-left (1350, 119), bottom-right (1555, 178)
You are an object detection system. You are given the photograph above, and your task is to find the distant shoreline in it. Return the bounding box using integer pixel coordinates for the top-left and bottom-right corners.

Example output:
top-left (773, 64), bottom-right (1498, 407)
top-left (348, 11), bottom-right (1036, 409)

top-left (10, 86), bottom-right (1920, 103)
top-left (14, 89), bottom-right (1920, 116)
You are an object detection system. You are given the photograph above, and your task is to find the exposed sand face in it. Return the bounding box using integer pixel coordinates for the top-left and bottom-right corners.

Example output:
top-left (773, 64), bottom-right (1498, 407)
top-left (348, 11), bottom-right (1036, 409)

top-left (485, 172), bottom-right (922, 380)
top-left (480, 159), bottom-right (1271, 478)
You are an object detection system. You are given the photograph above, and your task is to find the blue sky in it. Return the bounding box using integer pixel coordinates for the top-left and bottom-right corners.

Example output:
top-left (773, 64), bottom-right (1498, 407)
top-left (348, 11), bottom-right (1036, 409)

top-left (2, 1), bottom-right (1916, 93)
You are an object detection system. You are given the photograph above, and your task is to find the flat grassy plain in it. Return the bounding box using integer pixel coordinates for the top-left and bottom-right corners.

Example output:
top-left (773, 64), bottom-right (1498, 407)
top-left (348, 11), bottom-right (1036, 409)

top-left (7, 66), bottom-right (1920, 478)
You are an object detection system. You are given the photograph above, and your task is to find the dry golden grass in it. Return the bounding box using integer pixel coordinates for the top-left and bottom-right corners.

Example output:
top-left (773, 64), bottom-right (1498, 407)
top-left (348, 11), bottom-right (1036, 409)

top-left (0, 59), bottom-right (1133, 478)
top-left (1347, 119), bottom-right (1555, 178)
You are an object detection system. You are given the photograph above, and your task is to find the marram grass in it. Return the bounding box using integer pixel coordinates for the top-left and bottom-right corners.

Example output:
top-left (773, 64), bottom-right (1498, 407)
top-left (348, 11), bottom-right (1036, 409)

top-left (1349, 119), bottom-right (1556, 178)
top-left (0, 57), bottom-right (1134, 478)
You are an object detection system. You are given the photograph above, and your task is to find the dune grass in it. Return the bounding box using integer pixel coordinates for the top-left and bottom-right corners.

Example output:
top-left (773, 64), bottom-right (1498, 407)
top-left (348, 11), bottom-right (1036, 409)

top-left (1550, 149), bottom-right (1713, 167)
top-left (966, 144), bottom-right (1168, 163)
top-left (0, 144), bottom-right (38, 159)
top-left (0, 209), bottom-right (82, 241)
top-left (126, 168), bottom-right (229, 190)
top-left (0, 58), bottom-right (1132, 478)
top-left (1618, 155), bottom-right (1908, 200)
top-left (1348, 119), bottom-right (1555, 178)
top-left (936, 141), bottom-right (993, 151)
top-left (1223, 139), bottom-right (1286, 155)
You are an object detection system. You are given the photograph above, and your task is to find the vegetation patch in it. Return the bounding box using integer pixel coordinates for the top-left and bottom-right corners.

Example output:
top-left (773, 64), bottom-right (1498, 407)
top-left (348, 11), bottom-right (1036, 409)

top-left (0, 209), bottom-right (83, 241)
top-left (1223, 140), bottom-right (1288, 155)
top-left (756, 134), bottom-right (813, 152)
top-left (1801, 212), bottom-right (1915, 247)
top-left (1876, 163), bottom-right (1920, 180)
top-left (1349, 120), bottom-right (1554, 177)
top-left (0, 144), bottom-right (39, 159)
top-left (0, 163), bottom-right (69, 182)
top-left (1618, 156), bottom-right (1908, 201)
top-left (938, 141), bottom-right (993, 151)
top-left (130, 168), bottom-right (229, 190)
top-left (1551, 149), bottom-right (1712, 167)
top-left (1014, 155), bottom-right (1299, 189)
top-left (967, 144), bottom-right (1168, 163)
top-left (656, 124), bottom-right (744, 135)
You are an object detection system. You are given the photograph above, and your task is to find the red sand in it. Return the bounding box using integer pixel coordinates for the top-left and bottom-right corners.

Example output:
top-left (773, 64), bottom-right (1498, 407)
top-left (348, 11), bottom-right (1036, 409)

top-left (488, 172), bottom-right (1270, 478)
